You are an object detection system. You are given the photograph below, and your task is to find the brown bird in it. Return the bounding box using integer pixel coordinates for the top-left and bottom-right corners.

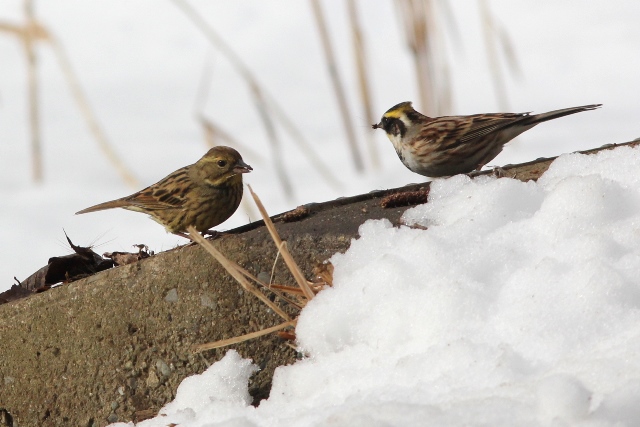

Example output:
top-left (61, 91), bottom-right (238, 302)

top-left (373, 102), bottom-right (601, 177)
top-left (76, 146), bottom-right (252, 239)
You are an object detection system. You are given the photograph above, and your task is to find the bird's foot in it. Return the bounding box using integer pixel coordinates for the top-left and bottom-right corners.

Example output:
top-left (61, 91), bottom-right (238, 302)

top-left (201, 229), bottom-right (224, 240)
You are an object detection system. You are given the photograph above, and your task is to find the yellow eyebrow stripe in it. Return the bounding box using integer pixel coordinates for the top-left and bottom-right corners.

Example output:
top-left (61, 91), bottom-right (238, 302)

top-left (384, 109), bottom-right (404, 119)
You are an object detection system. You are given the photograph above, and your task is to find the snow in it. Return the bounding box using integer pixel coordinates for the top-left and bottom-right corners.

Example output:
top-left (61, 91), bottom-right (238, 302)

top-left (108, 145), bottom-right (640, 426)
top-left (139, 350), bottom-right (258, 425)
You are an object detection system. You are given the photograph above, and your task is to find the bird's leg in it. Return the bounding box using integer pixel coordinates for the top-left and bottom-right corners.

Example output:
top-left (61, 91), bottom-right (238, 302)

top-left (172, 230), bottom-right (224, 242)
top-left (173, 231), bottom-right (194, 241)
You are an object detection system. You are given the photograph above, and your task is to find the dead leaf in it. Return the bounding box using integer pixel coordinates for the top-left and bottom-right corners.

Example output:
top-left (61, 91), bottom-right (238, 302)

top-left (104, 244), bottom-right (152, 266)
top-left (15, 232), bottom-right (113, 292)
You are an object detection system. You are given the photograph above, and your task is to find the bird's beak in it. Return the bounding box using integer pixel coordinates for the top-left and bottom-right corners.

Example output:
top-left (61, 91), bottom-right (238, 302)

top-left (233, 159), bottom-right (253, 174)
top-left (372, 123), bottom-right (381, 129)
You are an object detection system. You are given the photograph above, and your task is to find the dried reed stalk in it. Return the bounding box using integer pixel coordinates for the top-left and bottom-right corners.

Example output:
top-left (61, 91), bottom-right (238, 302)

top-left (186, 226), bottom-right (292, 322)
top-left (1, 6), bottom-right (139, 187)
top-left (479, 0), bottom-right (508, 110)
top-left (479, 0), bottom-right (521, 111)
top-left (346, 0), bottom-right (379, 169)
top-left (194, 320), bottom-right (296, 353)
top-left (50, 37), bottom-right (140, 188)
top-left (248, 185), bottom-right (315, 300)
top-left (24, 0), bottom-right (41, 182)
top-left (395, 0), bottom-right (437, 115)
top-left (310, 0), bottom-right (364, 172)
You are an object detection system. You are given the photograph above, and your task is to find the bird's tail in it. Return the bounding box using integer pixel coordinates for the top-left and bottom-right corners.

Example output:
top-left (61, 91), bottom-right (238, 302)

top-left (75, 199), bottom-right (128, 215)
top-left (528, 104), bottom-right (602, 125)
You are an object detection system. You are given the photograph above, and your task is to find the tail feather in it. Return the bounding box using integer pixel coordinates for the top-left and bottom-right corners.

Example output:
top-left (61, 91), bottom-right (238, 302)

top-left (75, 199), bottom-right (129, 215)
top-left (528, 104), bottom-right (602, 125)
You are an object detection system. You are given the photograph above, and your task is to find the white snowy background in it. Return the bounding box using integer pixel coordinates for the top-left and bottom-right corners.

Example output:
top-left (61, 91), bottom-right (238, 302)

top-left (1, 1), bottom-right (640, 425)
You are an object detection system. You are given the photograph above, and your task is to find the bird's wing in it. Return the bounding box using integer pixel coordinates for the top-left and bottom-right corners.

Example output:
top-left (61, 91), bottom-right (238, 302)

top-left (125, 168), bottom-right (192, 211)
top-left (456, 113), bottom-right (530, 143)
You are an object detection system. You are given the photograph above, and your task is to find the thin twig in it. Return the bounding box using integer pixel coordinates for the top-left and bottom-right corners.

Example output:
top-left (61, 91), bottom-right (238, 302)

top-left (270, 242), bottom-right (283, 285)
top-left (194, 320), bottom-right (296, 352)
top-left (247, 186), bottom-right (315, 300)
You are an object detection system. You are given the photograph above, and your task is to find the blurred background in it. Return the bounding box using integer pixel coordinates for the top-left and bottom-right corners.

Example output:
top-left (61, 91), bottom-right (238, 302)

top-left (1, 0), bottom-right (638, 292)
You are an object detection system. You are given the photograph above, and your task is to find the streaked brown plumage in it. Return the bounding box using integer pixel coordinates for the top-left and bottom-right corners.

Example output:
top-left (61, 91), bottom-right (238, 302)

top-left (76, 146), bottom-right (252, 239)
top-left (373, 101), bottom-right (601, 177)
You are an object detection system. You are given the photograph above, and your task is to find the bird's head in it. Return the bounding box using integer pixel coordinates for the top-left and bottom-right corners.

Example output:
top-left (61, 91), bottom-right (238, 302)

top-left (192, 146), bottom-right (252, 187)
top-left (372, 101), bottom-right (423, 139)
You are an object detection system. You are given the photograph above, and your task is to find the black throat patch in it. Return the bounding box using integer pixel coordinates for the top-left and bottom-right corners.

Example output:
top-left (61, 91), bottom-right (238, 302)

top-left (382, 117), bottom-right (407, 138)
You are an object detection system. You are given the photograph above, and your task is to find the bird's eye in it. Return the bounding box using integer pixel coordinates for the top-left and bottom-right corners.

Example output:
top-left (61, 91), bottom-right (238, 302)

top-left (217, 160), bottom-right (227, 167)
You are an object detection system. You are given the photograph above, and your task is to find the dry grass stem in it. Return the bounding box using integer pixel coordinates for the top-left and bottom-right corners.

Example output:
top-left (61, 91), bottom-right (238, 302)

top-left (2, 7), bottom-right (138, 187)
top-left (50, 37), bottom-right (140, 188)
top-left (479, 0), bottom-right (508, 110)
top-left (479, 0), bottom-right (521, 111)
top-left (194, 320), bottom-right (296, 353)
top-left (394, 0), bottom-right (456, 116)
top-left (270, 242), bottom-right (284, 285)
top-left (395, 0), bottom-right (435, 114)
top-left (248, 186), bottom-right (315, 300)
top-left (346, 0), bottom-right (379, 169)
top-left (24, 0), bottom-right (42, 182)
top-left (311, 0), bottom-right (364, 172)
top-left (186, 226), bottom-right (292, 321)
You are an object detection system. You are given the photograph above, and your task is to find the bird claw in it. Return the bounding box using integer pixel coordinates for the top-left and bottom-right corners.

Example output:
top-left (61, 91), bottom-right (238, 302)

top-left (201, 229), bottom-right (223, 239)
